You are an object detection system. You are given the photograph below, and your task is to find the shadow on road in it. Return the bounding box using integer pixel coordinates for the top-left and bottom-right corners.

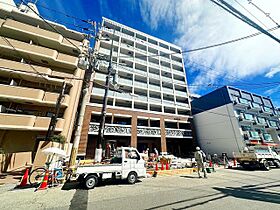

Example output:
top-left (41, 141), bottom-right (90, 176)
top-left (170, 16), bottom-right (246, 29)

top-left (69, 189), bottom-right (88, 210)
top-left (213, 184), bottom-right (280, 205)
top-left (145, 192), bottom-right (224, 210)
top-left (180, 175), bottom-right (198, 179)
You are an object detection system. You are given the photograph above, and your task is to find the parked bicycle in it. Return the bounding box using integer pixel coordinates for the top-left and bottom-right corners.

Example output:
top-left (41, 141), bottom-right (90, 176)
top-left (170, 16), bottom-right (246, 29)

top-left (29, 161), bottom-right (65, 186)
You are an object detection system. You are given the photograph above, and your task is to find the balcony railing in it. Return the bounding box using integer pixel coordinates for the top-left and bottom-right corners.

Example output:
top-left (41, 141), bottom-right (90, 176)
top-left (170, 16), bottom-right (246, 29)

top-left (162, 87), bottom-right (174, 94)
top-left (134, 81), bottom-right (147, 89)
top-left (137, 127), bottom-right (161, 137)
top-left (149, 73), bottom-right (160, 80)
top-left (88, 123), bottom-right (132, 136)
top-left (149, 84), bottom-right (161, 91)
top-left (165, 128), bottom-right (192, 138)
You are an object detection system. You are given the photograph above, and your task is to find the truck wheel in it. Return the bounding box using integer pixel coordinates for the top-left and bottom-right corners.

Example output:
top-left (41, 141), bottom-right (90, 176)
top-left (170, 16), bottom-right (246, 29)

top-left (127, 172), bottom-right (137, 184)
top-left (273, 160), bottom-right (280, 168)
top-left (261, 160), bottom-right (270, 171)
top-left (84, 175), bottom-right (98, 189)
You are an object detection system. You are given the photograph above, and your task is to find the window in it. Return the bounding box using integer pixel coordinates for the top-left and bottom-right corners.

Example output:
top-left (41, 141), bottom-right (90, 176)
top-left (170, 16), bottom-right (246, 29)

top-left (263, 107), bottom-right (272, 112)
top-left (125, 149), bottom-right (139, 159)
top-left (251, 102), bottom-right (261, 109)
top-left (257, 117), bottom-right (266, 124)
top-left (263, 133), bottom-right (273, 141)
top-left (241, 125), bottom-right (252, 131)
top-left (249, 131), bottom-right (260, 139)
top-left (269, 121), bottom-right (277, 127)
top-left (244, 113), bottom-right (254, 121)
top-left (239, 98), bottom-right (249, 105)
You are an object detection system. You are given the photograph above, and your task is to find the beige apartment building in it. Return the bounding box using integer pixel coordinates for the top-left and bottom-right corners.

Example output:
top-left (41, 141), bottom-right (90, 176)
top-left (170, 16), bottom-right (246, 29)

top-left (0, 1), bottom-right (89, 172)
top-left (78, 18), bottom-right (194, 159)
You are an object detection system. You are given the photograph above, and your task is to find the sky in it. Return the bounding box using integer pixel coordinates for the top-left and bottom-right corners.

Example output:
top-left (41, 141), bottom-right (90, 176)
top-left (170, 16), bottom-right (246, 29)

top-left (14, 0), bottom-right (280, 107)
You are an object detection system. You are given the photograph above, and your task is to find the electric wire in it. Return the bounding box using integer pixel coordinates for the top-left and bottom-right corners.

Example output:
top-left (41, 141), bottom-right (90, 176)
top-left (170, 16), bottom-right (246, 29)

top-left (209, 0), bottom-right (280, 44)
top-left (247, 0), bottom-right (280, 26)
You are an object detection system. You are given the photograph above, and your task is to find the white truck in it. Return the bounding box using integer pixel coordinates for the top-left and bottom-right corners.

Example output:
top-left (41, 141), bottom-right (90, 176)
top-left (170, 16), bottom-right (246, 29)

top-left (74, 147), bottom-right (146, 189)
top-left (235, 146), bottom-right (280, 170)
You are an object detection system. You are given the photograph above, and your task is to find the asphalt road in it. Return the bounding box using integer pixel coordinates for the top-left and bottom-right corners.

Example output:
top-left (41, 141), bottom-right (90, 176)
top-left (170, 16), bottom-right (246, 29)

top-left (0, 168), bottom-right (279, 210)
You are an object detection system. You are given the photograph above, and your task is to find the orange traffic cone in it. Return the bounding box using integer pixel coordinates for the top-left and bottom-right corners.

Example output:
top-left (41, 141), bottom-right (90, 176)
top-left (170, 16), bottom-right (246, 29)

top-left (166, 162), bottom-right (169, 170)
top-left (161, 162), bottom-right (164, 170)
top-left (18, 168), bottom-right (29, 187)
top-left (209, 160), bottom-right (213, 167)
top-left (155, 162), bottom-right (158, 171)
top-left (233, 159), bottom-right (237, 167)
top-left (36, 170), bottom-right (49, 191)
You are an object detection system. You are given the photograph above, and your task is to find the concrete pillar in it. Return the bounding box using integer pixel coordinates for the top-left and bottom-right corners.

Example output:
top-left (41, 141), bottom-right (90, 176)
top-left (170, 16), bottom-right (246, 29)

top-left (160, 117), bottom-right (167, 152)
top-left (130, 114), bottom-right (137, 148)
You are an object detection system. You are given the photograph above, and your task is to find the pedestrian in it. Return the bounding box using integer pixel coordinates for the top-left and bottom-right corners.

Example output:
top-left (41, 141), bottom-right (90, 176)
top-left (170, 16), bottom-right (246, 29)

top-left (194, 147), bottom-right (207, 178)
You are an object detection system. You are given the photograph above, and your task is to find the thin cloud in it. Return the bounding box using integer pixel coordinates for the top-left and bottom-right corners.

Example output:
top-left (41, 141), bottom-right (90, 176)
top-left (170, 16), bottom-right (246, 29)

top-left (139, 0), bottom-right (280, 94)
top-left (265, 67), bottom-right (280, 78)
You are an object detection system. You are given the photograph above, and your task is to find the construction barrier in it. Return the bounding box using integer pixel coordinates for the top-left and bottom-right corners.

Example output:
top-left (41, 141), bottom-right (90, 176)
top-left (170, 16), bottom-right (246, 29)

top-left (36, 170), bottom-right (49, 191)
top-left (17, 168), bottom-right (29, 188)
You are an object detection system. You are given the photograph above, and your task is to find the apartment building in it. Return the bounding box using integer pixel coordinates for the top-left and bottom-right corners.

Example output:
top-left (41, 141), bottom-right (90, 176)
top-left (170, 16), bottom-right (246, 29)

top-left (78, 17), bottom-right (193, 158)
top-left (0, 1), bottom-right (89, 171)
top-left (191, 86), bottom-right (280, 157)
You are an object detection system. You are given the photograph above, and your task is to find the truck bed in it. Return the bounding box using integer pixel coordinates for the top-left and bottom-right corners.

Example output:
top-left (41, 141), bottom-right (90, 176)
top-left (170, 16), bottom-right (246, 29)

top-left (76, 164), bottom-right (122, 174)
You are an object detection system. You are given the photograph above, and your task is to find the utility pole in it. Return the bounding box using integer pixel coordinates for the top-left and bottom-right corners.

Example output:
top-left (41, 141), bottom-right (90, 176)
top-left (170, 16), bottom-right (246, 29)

top-left (45, 81), bottom-right (66, 141)
top-left (96, 29), bottom-right (115, 161)
top-left (69, 21), bottom-right (96, 166)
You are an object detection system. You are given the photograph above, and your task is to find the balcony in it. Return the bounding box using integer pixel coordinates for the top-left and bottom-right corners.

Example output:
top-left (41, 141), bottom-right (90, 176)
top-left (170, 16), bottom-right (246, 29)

top-left (149, 62), bottom-right (159, 68)
top-left (149, 84), bottom-right (161, 92)
top-left (259, 107), bottom-right (273, 116)
top-left (175, 90), bottom-right (187, 97)
top-left (33, 117), bottom-right (64, 131)
top-left (115, 92), bottom-right (132, 100)
top-left (119, 78), bottom-right (133, 86)
top-left (149, 72), bottom-right (160, 80)
top-left (239, 113), bottom-right (254, 123)
top-left (233, 98), bottom-right (250, 108)
top-left (135, 58), bottom-right (147, 65)
top-left (134, 95), bottom-right (148, 102)
top-left (248, 102), bottom-right (262, 112)
top-left (149, 97), bottom-right (162, 104)
top-left (0, 37), bottom-right (78, 70)
top-left (0, 84), bottom-right (69, 107)
top-left (254, 117), bottom-right (267, 126)
top-left (266, 120), bottom-right (279, 130)
top-left (88, 122), bottom-right (131, 136)
top-left (173, 69), bottom-right (185, 76)
top-left (162, 87), bottom-right (174, 94)
top-left (165, 128), bottom-right (192, 138)
top-left (1, 18), bottom-right (82, 55)
top-left (161, 65), bottom-right (171, 72)
top-left (161, 76), bottom-right (173, 83)
top-left (0, 113), bottom-right (64, 131)
top-left (134, 81), bottom-right (147, 89)
top-left (134, 68), bottom-right (147, 76)
top-left (161, 57), bottom-right (170, 63)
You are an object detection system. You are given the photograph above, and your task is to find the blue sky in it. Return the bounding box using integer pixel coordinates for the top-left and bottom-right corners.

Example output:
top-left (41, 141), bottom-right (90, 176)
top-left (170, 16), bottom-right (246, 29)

top-left (16, 0), bottom-right (280, 107)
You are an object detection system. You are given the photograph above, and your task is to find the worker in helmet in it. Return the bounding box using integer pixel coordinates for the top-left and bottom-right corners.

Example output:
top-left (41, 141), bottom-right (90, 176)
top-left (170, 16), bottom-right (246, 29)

top-left (194, 146), bottom-right (207, 178)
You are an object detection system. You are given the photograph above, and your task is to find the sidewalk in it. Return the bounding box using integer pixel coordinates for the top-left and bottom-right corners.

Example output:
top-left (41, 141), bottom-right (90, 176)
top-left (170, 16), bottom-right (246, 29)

top-left (0, 171), bottom-right (23, 185)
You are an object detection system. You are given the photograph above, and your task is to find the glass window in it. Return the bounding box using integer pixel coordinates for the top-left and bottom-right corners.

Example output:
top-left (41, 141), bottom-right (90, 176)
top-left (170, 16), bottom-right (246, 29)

top-left (249, 131), bottom-right (260, 139)
top-left (241, 92), bottom-right (252, 100)
top-left (263, 107), bottom-right (272, 112)
top-left (241, 125), bottom-right (252, 131)
top-left (257, 117), bottom-right (266, 124)
top-left (252, 95), bottom-right (262, 104)
top-left (244, 113), bottom-right (254, 120)
top-left (228, 88), bottom-right (240, 97)
top-left (263, 133), bottom-right (273, 141)
top-left (239, 98), bottom-right (249, 105)
top-left (263, 98), bottom-right (272, 107)
top-left (269, 121), bottom-right (277, 127)
top-left (252, 102), bottom-right (261, 108)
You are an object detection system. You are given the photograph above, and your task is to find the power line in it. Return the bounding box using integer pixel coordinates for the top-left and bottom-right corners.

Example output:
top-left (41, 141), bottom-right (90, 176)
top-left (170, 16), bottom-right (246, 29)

top-left (209, 0), bottom-right (280, 44)
top-left (20, 0), bottom-right (82, 51)
top-left (247, 0), bottom-right (280, 26)
top-left (233, 0), bottom-right (270, 30)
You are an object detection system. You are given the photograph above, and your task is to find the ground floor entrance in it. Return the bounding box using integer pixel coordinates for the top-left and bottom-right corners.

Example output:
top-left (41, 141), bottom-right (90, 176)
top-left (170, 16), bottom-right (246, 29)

top-left (166, 138), bottom-right (194, 158)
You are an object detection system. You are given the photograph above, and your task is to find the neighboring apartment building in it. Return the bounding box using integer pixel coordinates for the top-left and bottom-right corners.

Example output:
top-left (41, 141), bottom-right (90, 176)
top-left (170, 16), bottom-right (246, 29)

top-left (78, 17), bottom-right (193, 158)
top-left (0, 1), bottom-right (89, 171)
top-left (191, 86), bottom-right (280, 157)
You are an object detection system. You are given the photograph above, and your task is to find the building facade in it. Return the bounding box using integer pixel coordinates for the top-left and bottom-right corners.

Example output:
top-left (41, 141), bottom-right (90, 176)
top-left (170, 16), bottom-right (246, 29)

top-left (0, 1), bottom-right (89, 171)
top-left (78, 17), bottom-right (193, 158)
top-left (192, 86), bottom-right (280, 157)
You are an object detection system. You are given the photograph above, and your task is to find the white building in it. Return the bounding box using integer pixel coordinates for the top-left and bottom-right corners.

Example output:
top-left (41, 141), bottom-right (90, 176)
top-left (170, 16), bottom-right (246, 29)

top-left (78, 17), bottom-right (194, 158)
top-left (192, 86), bottom-right (280, 157)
